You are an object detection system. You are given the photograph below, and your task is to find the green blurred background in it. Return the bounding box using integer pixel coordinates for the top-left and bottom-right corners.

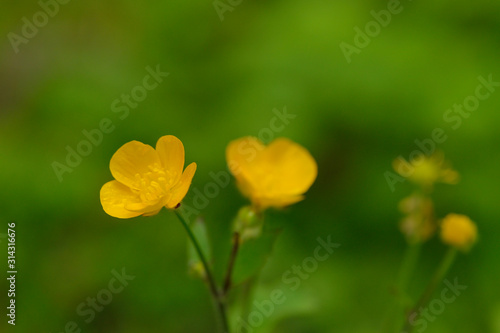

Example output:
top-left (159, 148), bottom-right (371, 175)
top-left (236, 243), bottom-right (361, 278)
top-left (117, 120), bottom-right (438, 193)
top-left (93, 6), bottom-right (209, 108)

top-left (1, 0), bottom-right (499, 332)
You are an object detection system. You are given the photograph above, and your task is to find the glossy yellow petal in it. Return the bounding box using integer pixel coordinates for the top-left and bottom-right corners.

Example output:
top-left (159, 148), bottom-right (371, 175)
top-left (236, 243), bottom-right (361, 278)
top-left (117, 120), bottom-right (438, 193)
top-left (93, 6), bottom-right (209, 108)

top-left (235, 179), bottom-right (258, 203)
top-left (156, 135), bottom-right (185, 185)
top-left (110, 141), bottom-right (161, 190)
top-left (100, 180), bottom-right (144, 218)
top-left (166, 162), bottom-right (197, 208)
top-left (260, 138), bottom-right (317, 196)
top-left (226, 136), bottom-right (265, 183)
top-left (125, 198), bottom-right (165, 215)
top-left (227, 136), bottom-right (317, 210)
top-left (226, 137), bottom-right (271, 203)
top-left (142, 208), bottom-right (163, 217)
top-left (257, 195), bottom-right (305, 210)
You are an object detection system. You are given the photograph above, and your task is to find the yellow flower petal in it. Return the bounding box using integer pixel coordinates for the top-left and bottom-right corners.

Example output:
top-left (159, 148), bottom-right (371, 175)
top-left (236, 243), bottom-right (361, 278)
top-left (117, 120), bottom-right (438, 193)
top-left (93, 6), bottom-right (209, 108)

top-left (257, 195), bottom-right (305, 210)
top-left (227, 137), bottom-right (317, 210)
top-left (125, 198), bottom-right (166, 216)
top-left (142, 208), bottom-right (163, 217)
top-left (156, 135), bottom-right (185, 185)
top-left (110, 141), bottom-right (161, 190)
top-left (166, 162), bottom-right (197, 208)
top-left (100, 180), bottom-right (144, 218)
top-left (261, 138), bottom-right (317, 196)
top-left (226, 137), bottom-right (263, 203)
top-left (226, 136), bottom-right (265, 182)
top-left (235, 178), bottom-right (258, 202)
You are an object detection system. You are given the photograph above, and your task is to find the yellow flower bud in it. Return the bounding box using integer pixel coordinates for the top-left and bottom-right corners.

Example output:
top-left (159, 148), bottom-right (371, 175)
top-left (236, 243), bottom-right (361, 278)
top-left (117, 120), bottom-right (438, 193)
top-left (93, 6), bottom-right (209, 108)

top-left (398, 194), bottom-right (435, 243)
top-left (440, 213), bottom-right (477, 251)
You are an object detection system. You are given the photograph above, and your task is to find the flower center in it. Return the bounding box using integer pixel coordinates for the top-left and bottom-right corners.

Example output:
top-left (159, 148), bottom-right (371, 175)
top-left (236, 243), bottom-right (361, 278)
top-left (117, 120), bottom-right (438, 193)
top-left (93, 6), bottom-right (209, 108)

top-left (134, 163), bottom-right (175, 205)
top-left (411, 160), bottom-right (439, 184)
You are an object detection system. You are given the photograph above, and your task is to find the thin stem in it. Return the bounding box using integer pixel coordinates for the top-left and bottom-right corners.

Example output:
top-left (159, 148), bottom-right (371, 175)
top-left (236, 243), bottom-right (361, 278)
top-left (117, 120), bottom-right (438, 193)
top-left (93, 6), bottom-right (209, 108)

top-left (396, 242), bottom-right (422, 301)
top-left (241, 275), bottom-right (258, 319)
top-left (223, 232), bottom-right (240, 296)
top-left (381, 242), bottom-right (422, 333)
top-left (174, 210), bottom-right (230, 333)
top-left (400, 247), bottom-right (457, 333)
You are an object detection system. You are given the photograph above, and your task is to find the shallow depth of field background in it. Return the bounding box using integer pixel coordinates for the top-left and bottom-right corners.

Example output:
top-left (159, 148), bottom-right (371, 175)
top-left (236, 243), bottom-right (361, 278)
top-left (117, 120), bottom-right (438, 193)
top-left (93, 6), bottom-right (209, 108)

top-left (1, 1), bottom-right (500, 332)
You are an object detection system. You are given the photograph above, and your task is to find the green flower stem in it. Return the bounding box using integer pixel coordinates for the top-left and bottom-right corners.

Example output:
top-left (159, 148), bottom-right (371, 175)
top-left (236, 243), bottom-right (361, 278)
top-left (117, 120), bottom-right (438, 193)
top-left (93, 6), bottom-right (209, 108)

top-left (240, 275), bottom-right (258, 320)
top-left (400, 247), bottom-right (457, 333)
top-left (396, 242), bottom-right (422, 301)
top-left (382, 242), bottom-right (422, 333)
top-left (174, 211), bottom-right (230, 333)
top-left (223, 232), bottom-right (240, 296)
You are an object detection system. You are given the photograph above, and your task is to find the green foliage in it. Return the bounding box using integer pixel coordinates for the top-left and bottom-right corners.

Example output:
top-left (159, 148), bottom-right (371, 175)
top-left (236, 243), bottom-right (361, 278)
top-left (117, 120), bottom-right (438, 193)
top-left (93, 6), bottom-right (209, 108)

top-left (187, 217), bottom-right (212, 280)
top-left (1, 0), bottom-right (499, 332)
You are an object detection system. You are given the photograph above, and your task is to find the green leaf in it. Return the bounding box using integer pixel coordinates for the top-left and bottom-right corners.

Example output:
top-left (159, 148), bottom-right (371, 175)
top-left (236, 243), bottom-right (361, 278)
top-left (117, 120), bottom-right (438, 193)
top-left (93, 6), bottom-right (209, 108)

top-left (232, 228), bottom-right (281, 285)
top-left (187, 217), bottom-right (211, 279)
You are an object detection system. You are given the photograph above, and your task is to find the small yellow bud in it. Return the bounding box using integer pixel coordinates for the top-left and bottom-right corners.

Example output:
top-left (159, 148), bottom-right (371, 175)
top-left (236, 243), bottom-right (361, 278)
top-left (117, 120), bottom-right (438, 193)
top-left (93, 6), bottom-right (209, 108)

top-left (398, 194), bottom-right (435, 243)
top-left (440, 213), bottom-right (477, 251)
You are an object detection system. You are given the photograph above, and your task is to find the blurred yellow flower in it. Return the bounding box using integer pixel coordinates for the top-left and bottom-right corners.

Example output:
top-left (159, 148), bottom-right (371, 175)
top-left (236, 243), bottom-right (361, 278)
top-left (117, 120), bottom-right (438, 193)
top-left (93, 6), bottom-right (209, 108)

top-left (100, 135), bottom-right (197, 218)
top-left (398, 194), bottom-right (435, 243)
top-left (393, 152), bottom-right (459, 189)
top-left (440, 213), bottom-right (477, 251)
top-left (226, 137), bottom-right (317, 211)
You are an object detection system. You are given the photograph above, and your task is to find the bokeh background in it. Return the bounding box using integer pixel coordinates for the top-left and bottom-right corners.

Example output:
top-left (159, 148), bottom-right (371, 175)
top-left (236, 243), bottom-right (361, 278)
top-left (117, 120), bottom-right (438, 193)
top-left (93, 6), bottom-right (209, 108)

top-left (1, 0), bottom-right (499, 332)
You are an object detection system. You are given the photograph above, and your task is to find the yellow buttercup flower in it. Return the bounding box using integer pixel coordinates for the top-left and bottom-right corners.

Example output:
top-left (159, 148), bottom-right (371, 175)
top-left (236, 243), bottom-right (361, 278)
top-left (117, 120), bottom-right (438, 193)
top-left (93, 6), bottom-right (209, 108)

top-left (440, 213), bottom-right (477, 251)
top-left (392, 152), bottom-right (459, 189)
top-left (100, 135), bottom-right (197, 218)
top-left (226, 137), bottom-right (317, 211)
